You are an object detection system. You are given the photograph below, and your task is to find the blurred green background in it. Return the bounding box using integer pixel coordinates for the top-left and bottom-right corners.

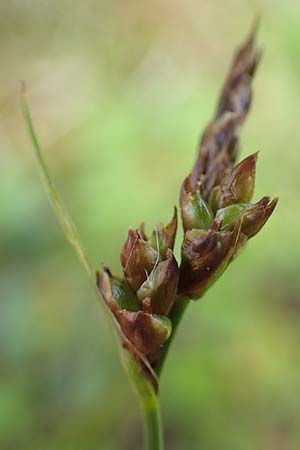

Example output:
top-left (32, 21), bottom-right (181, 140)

top-left (1, 1), bottom-right (300, 449)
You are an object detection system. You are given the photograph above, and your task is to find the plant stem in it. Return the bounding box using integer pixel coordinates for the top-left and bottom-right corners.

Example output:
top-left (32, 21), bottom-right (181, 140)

top-left (121, 351), bottom-right (164, 450)
top-left (140, 393), bottom-right (164, 450)
top-left (155, 295), bottom-right (190, 377)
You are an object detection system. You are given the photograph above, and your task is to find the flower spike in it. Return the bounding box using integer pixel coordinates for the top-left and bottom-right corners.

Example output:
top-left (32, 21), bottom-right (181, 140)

top-left (98, 210), bottom-right (179, 368)
top-left (178, 28), bottom-right (277, 300)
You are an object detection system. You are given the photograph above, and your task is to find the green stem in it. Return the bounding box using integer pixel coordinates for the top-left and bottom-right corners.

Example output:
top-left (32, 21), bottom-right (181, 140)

top-left (141, 393), bottom-right (164, 450)
top-left (155, 295), bottom-right (190, 377)
top-left (121, 352), bottom-right (164, 450)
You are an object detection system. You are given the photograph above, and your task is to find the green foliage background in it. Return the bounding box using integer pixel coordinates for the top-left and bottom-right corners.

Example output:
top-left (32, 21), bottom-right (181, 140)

top-left (0, 1), bottom-right (299, 449)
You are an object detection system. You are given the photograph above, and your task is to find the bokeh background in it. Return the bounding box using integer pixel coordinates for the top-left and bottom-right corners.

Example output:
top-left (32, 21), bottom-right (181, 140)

top-left (1, 1), bottom-right (300, 449)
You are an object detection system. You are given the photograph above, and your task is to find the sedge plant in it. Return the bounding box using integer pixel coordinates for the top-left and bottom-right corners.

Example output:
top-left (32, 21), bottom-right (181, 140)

top-left (22, 26), bottom-right (277, 450)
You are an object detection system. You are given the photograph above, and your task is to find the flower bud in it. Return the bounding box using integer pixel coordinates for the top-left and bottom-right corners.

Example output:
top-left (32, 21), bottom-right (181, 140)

top-left (216, 196), bottom-right (278, 238)
top-left (179, 220), bottom-right (242, 299)
top-left (121, 209), bottom-right (178, 292)
top-left (241, 196), bottom-right (278, 238)
top-left (216, 203), bottom-right (250, 230)
top-left (146, 207), bottom-right (177, 258)
top-left (97, 269), bottom-right (172, 362)
top-left (180, 178), bottom-right (213, 231)
top-left (217, 153), bottom-right (258, 208)
top-left (121, 229), bottom-right (159, 291)
top-left (116, 308), bottom-right (172, 360)
top-left (137, 249), bottom-right (179, 316)
top-left (96, 267), bottom-right (140, 313)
